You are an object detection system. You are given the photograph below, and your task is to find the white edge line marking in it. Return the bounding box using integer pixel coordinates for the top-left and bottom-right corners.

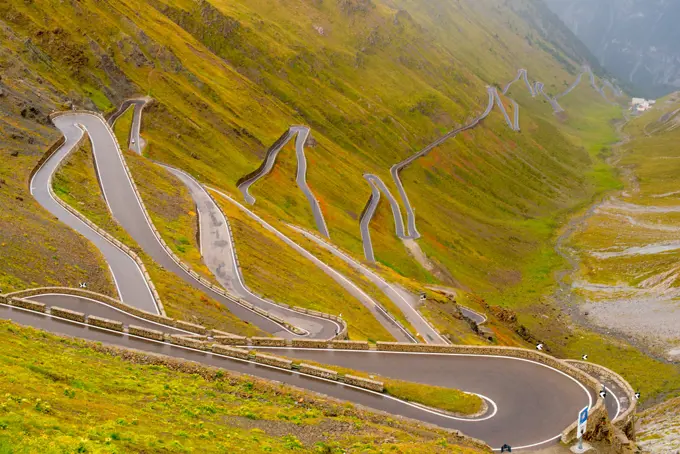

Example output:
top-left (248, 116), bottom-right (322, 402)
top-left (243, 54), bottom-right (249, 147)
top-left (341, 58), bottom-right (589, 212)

top-left (78, 114), bottom-right (298, 334)
top-left (606, 386), bottom-right (621, 421)
top-left (107, 265), bottom-right (123, 301)
top-left (3, 302), bottom-right (594, 448)
top-left (75, 120), bottom-right (160, 314)
top-left (1, 302), bottom-right (497, 423)
top-left (252, 349), bottom-right (592, 451)
top-left (290, 225), bottom-right (443, 343)
top-left (23, 293), bottom-right (194, 335)
top-left (160, 166), bottom-right (325, 337)
top-left (207, 186), bottom-right (395, 338)
top-left (33, 120), bottom-right (158, 314)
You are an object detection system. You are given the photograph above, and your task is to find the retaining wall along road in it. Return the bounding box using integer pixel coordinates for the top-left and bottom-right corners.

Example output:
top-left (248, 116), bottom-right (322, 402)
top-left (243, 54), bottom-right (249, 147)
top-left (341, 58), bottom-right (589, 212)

top-left (87, 315), bottom-right (124, 332)
top-left (7, 288), bottom-right (205, 334)
top-left (50, 306), bottom-right (86, 323)
top-left (566, 360), bottom-right (637, 441)
top-left (254, 353), bottom-right (293, 369)
top-left (5, 296), bottom-right (47, 313)
top-left (343, 374), bottom-right (384, 392)
top-left (211, 345), bottom-right (251, 360)
top-left (299, 363), bottom-right (339, 380)
top-left (1, 291), bottom-right (629, 447)
top-left (128, 325), bottom-right (165, 341)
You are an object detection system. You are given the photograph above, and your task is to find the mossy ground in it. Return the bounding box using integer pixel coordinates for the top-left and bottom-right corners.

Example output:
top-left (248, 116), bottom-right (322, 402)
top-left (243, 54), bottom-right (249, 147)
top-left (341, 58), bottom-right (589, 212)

top-left (0, 320), bottom-right (487, 453)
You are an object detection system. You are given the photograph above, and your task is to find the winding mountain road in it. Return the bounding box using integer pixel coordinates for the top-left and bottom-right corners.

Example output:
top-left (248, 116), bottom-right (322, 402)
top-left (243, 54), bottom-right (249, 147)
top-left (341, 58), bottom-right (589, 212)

top-left (13, 66), bottom-right (630, 451)
top-left (30, 118), bottom-right (159, 314)
top-left (162, 165), bottom-right (340, 339)
top-left (290, 226), bottom-right (446, 344)
top-left (359, 68), bottom-right (619, 262)
top-left (237, 126), bottom-right (329, 238)
top-left (0, 301), bottom-right (612, 451)
top-left (34, 112), bottom-right (303, 338)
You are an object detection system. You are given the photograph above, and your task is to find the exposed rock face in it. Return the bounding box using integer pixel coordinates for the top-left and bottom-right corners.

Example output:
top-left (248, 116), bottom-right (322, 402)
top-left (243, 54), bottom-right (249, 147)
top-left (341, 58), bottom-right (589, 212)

top-left (545, 0), bottom-right (680, 97)
top-left (636, 397), bottom-right (680, 453)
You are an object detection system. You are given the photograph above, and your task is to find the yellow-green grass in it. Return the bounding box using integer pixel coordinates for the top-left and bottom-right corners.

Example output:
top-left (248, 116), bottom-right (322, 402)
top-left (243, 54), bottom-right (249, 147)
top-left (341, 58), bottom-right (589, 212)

top-left (0, 320), bottom-right (487, 454)
top-left (286, 357), bottom-right (484, 417)
top-left (0, 63), bottom-right (114, 294)
top-left (5, 0), bottom-right (664, 407)
top-left (112, 104), bottom-right (133, 152)
top-left (212, 192), bottom-right (396, 342)
top-left (0, 0), bottom-right (616, 294)
top-left (52, 139), bottom-right (265, 336)
top-left (125, 154), bottom-right (215, 282)
top-left (278, 225), bottom-right (421, 339)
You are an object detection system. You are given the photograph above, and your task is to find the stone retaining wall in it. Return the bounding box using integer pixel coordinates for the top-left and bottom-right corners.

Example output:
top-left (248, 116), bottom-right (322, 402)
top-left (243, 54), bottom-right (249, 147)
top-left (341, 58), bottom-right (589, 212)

top-left (291, 339), bottom-right (329, 349)
top-left (211, 345), bottom-right (250, 360)
top-left (565, 360), bottom-right (637, 431)
top-left (28, 136), bottom-right (65, 186)
top-left (299, 364), bottom-right (338, 380)
top-left (128, 325), bottom-right (165, 341)
top-left (213, 335), bottom-right (247, 346)
top-left (254, 353), bottom-right (293, 369)
top-left (7, 297), bottom-right (47, 313)
top-left (170, 335), bottom-right (208, 350)
top-left (331, 340), bottom-right (370, 350)
top-left (343, 374), bottom-right (384, 392)
top-left (50, 307), bottom-right (86, 323)
top-left (250, 337), bottom-right (287, 347)
top-left (87, 315), bottom-right (124, 332)
top-left (7, 288), bottom-right (205, 335)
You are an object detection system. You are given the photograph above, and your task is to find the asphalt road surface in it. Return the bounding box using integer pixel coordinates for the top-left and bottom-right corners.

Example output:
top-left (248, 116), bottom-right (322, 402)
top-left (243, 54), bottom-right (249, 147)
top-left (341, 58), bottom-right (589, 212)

top-left (237, 126), bottom-right (329, 237)
top-left (43, 113), bottom-right (295, 337)
top-left (0, 302), bottom-right (607, 451)
top-left (163, 165), bottom-right (339, 339)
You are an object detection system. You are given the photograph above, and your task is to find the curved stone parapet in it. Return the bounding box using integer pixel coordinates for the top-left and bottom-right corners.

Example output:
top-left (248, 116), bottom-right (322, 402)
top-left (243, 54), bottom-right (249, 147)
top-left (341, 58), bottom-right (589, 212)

top-left (0, 292), bottom-right (615, 450)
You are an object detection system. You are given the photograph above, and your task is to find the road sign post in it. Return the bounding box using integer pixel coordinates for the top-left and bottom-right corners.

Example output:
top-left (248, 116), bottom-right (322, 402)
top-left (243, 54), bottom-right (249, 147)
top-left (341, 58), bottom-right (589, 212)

top-left (574, 406), bottom-right (589, 452)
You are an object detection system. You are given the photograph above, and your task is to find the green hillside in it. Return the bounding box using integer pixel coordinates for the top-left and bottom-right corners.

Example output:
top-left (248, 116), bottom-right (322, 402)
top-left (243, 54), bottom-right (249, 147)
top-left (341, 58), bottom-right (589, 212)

top-left (5, 0), bottom-right (674, 449)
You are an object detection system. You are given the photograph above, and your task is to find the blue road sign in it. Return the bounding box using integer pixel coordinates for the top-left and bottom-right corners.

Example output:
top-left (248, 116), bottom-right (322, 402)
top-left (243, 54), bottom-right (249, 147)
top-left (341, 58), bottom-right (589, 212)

top-left (577, 406), bottom-right (589, 438)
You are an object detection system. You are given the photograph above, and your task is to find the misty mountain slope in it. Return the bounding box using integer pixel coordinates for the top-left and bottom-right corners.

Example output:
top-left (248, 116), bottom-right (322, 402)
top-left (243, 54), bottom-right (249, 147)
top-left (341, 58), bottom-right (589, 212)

top-left (0, 0), bottom-right (619, 295)
top-left (545, 0), bottom-right (680, 97)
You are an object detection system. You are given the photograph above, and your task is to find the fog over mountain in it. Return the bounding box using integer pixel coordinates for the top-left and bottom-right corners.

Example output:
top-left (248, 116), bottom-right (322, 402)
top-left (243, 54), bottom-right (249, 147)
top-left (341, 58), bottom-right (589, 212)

top-left (545, 0), bottom-right (680, 98)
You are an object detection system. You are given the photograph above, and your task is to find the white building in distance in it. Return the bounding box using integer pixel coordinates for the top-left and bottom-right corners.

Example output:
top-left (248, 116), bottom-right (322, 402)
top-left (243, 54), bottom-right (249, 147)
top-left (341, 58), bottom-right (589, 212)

top-left (631, 98), bottom-right (655, 112)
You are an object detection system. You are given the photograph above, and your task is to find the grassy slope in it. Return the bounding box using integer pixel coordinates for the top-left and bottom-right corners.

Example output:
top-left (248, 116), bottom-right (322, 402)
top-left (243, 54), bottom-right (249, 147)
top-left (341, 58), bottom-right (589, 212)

top-left (5, 0), bottom-right (674, 412)
top-left (0, 320), bottom-right (487, 453)
top-left (213, 193), bottom-right (396, 342)
top-left (0, 43), bottom-right (115, 295)
top-left (507, 101), bottom-right (680, 403)
top-left (0, 0), bottom-right (611, 290)
top-left (285, 356), bottom-right (483, 417)
top-left (0, 0), bottom-right (623, 300)
top-left (52, 139), bottom-right (265, 336)
top-left (112, 105), bottom-right (133, 151)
